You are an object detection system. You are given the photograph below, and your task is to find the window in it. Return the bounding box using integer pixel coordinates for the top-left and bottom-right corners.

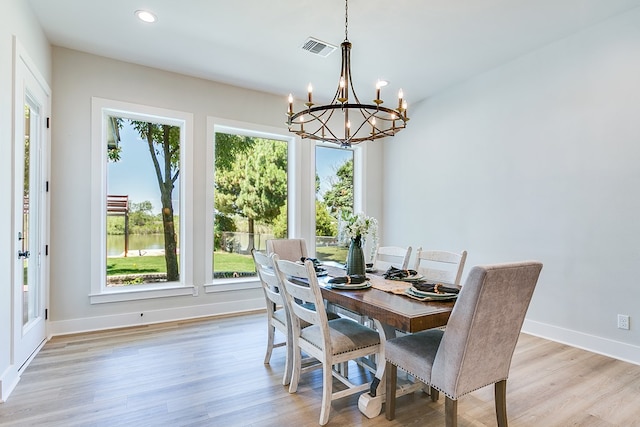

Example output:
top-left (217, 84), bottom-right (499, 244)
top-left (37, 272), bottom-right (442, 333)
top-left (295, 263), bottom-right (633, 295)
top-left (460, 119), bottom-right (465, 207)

top-left (315, 145), bottom-right (354, 264)
top-left (205, 118), bottom-right (297, 291)
top-left (90, 98), bottom-right (194, 303)
top-left (213, 132), bottom-right (288, 279)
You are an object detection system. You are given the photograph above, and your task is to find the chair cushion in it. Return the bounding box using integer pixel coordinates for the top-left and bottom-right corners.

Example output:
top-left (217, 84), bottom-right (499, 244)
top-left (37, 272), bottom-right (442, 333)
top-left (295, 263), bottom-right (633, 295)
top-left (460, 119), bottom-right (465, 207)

top-left (300, 318), bottom-right (380, 355)
top-left (385, 329), bottom-right (444, 384)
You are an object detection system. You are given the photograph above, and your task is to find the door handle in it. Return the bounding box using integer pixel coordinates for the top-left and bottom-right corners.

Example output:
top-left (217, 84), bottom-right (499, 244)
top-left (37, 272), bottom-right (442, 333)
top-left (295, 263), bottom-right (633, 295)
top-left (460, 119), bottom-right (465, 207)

top-left (18, 250), bottom-right (30, 259)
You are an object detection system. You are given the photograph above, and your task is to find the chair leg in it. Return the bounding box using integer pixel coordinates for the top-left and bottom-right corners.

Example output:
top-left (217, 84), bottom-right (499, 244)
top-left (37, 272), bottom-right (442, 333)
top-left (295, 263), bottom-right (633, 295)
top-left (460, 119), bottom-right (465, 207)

top-left (385, 362), bottom-right (398, 420)
top-left (264, 323), bottom-right (275, 364)
top-left (319, 361), bottom-right (333, 425)
top-left (430, 386), bottom-right (439, 402)
top-left (495, 380), bottom-right (508, 427)
top-left (445, 397), bottom-right (457, 427)
top-left (283, 324), bottom-right (293, 386)
top-left (288, 346), bottom-right (302, 393)
top-left (282, 336), bottom-right (292, 386)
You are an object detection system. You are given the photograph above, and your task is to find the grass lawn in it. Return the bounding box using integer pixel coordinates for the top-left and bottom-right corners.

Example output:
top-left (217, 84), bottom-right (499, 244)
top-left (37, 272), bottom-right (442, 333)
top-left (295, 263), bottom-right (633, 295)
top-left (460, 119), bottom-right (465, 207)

top-left (107, 251), bottom-right (256, 276)
top-left (107, 256), bottom-right (168, 275)
top-left (106, 247), bottom-right (348, 277)
top-left (213, 251), bottom-right (255, 273)
top-left (316, 246), bottom-right (348, 264)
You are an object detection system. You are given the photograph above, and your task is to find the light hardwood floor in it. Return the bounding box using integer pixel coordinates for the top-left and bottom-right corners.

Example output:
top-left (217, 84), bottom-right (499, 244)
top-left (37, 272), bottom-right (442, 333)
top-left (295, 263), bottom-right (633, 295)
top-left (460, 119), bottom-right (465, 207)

top-left (1, 313), bottom-right (639, 426)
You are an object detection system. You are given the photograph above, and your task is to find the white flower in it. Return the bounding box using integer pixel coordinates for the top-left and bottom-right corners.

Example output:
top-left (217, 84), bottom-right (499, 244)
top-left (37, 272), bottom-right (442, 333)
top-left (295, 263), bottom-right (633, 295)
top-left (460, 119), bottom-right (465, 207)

top-left (338, 212), bottom-right (378, 246)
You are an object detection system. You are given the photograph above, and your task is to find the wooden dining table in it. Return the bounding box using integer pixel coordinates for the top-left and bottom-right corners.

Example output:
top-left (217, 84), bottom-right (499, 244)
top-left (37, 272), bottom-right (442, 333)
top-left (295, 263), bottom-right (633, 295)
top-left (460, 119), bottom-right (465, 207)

top-left (319, 266), bottom-right (456, 335)
top-left (317, 265), bottom-right (458, 417)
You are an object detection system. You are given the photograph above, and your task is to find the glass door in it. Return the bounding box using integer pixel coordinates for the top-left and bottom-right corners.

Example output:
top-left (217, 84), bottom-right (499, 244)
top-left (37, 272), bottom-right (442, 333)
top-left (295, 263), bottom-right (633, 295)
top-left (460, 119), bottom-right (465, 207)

top-left (14, 46), bottom-right (49, 370)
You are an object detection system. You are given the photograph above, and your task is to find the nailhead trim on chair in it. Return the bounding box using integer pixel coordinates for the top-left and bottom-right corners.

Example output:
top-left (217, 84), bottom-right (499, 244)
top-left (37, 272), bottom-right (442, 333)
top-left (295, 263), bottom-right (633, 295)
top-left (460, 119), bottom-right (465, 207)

top-left (387, 360), bottom-right (508, 400)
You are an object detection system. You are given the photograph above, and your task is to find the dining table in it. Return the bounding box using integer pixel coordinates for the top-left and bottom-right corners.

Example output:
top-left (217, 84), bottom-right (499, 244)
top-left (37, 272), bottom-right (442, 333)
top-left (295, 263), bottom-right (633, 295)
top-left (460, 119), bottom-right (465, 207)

top-left (319, 265), bottom-right (456, 335)
top-left (317, 264), bottom-right (458, 418)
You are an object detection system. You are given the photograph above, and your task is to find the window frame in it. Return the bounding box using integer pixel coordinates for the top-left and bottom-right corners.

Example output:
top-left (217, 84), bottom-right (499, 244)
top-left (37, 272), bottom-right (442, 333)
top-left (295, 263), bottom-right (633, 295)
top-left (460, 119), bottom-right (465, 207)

top-left (205, 117), bottom-right (300, 292)
top-left (204, 118), bottom-right (366, 293)
top-left (90, 97), bottom-right (194, 304)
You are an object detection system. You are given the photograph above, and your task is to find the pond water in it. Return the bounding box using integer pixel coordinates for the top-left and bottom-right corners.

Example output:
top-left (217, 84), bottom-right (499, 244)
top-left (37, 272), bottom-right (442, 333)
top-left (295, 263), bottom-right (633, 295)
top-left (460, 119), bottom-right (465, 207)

top-left (107, 234), bottom-right (167, 256)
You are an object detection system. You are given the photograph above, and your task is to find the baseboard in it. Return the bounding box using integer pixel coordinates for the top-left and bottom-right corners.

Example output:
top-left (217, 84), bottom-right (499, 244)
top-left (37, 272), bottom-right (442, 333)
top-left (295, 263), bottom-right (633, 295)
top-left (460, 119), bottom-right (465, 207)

top-left (48, 298), bottom-right (264, 337)
top-left (522, 319), bottom-right (640, 366)
top-left (0, 366), bottom-right (20, 403)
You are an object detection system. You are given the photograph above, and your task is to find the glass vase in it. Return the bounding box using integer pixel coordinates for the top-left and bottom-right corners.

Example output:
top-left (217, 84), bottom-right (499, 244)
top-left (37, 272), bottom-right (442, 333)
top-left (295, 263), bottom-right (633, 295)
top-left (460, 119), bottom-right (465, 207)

top-left (346, 236), bottom-right (365, 276)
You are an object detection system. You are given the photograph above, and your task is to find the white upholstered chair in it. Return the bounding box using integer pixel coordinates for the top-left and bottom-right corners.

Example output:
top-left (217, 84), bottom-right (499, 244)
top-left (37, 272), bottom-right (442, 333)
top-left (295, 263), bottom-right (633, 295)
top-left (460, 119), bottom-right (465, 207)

top-left (273, 256), bottom-right (385, 425)
top-left (413, 248), bottom-right (467, 287)
top-left (385, 261), bottom-right (543, 426)
top-left (266, 238), bottom-right (308, 262)
top-left (372, 245), bottom-right (412, 271)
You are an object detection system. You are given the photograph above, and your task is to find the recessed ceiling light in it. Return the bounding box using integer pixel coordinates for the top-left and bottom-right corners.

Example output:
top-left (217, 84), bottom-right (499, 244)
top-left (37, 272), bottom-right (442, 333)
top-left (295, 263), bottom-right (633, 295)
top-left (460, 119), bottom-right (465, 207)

top-left (135, 10), bottom-right (157, 23)
top-left (377, 80), bottom-right (389, 87)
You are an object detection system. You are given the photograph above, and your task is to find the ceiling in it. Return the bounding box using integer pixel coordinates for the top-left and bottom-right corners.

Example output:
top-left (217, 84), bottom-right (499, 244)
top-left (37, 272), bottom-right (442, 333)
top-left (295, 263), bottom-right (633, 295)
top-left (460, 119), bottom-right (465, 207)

top-left (27, 0), bottom-right (640, 105)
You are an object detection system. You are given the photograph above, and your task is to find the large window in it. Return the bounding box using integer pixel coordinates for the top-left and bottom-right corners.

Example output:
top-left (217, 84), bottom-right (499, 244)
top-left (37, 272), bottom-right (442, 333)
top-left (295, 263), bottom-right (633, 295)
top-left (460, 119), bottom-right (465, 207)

top-left (91, 98), bottom-right (193, 303)
top-left (314, 145), bottom-right (355, 264)
top-left (106, 118), bottom-right (181, 286)
top-left (213, 132), bottom-right (288, 279)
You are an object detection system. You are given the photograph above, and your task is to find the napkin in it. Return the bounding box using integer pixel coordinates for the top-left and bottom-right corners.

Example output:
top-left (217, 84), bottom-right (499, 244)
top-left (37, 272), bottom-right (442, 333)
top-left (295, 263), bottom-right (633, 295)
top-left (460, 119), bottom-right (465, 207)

top-left (412, 282), bottom-right (460, 294)
top-left (301, 257), bottom-right (322, 267)
top-left (383, 266), bottom-right (419, 280)
top-left (301, 257), bottom-right (325, 273)
top-left (327, 275), bottom-right (367, 285)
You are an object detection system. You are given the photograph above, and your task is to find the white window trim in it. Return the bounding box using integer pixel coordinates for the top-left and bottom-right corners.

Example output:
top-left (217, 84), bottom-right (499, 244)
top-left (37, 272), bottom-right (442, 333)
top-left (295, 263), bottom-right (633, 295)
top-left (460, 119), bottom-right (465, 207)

top-left (90, 98), bottom-right (194, 304)
top-left (204, 117), bottom-right (300, 292)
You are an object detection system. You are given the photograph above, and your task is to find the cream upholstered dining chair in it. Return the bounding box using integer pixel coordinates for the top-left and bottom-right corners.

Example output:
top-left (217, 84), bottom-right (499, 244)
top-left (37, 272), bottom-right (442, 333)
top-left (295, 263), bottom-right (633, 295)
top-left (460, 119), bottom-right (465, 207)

top-left (413, 248), bottom-right (468, 287)
top-left (385, 261), bottom-right (543, 426)
top-left (252, 249), bottom-right (294, 385)
top-left (273, 256), bottom-right (386, 426)
top-left (266, 238), bottom-right (308, 262)
top-left (372, 245), bottom-right (412, 271)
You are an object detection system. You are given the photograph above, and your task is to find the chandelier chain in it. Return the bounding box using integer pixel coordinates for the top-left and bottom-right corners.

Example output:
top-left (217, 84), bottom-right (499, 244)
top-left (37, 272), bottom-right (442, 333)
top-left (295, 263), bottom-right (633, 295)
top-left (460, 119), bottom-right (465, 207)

top-left (344, 0), bottom-right (349, 41)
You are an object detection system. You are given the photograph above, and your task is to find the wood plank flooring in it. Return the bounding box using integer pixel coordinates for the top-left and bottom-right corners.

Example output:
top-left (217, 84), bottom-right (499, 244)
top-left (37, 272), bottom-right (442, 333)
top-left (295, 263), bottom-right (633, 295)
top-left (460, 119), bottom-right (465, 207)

top-left (1, 313), bottom-right (639, 426)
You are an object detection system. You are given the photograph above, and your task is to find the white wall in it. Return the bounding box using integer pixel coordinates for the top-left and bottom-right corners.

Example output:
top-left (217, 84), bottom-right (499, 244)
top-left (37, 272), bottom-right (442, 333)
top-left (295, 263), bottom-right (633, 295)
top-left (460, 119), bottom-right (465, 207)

top-left (0, 0), bottom-right (51, 402)
top-left (49, 47), bottom-right (277, 328)
top-left (48, 47), bottom-right (384, 333)
top-left (383, 8), bottom-right (640, 363)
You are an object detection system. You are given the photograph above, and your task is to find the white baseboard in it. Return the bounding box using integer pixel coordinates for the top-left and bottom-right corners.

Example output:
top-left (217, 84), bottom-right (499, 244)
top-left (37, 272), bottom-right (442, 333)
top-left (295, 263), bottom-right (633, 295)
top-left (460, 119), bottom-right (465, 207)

top-left (522, 319), bottom-right (640, 366)
top-left (0, 366), bottom-right (20, 403)
top-left (48, 298), bottom-right (264, 337)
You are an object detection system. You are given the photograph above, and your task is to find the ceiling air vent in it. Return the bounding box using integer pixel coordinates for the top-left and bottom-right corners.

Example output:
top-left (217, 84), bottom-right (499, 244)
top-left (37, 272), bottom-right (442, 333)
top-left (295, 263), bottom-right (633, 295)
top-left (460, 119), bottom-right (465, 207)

top-left (300, 37), bottom-right (337, 57)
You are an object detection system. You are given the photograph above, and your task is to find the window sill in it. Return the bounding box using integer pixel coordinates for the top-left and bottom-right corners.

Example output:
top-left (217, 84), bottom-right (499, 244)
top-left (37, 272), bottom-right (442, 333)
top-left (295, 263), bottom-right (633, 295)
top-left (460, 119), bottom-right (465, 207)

top-left (89, 283), bottom-right (196, 304)
top-left (204, 277), bottom-right (261, 293)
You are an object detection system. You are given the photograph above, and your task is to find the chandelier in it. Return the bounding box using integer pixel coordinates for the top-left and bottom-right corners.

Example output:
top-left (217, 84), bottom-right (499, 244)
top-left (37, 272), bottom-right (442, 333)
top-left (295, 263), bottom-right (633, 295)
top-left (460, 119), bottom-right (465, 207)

top-left (286, 0), bottom-right (409, 147)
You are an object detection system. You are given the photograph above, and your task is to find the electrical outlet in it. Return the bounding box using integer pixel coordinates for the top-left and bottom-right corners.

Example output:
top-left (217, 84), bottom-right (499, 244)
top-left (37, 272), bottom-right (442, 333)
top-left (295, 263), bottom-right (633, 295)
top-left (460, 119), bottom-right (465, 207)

top-left (617, 314), bottom-right (630, 330)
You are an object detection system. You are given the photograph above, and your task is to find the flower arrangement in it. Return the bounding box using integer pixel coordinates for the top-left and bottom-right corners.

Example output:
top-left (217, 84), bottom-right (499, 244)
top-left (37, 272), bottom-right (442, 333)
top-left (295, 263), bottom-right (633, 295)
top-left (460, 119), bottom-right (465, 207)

top-left (338, 212), bottom-right (378, 274)
top-left (339, 212), bottom-right (378, 246)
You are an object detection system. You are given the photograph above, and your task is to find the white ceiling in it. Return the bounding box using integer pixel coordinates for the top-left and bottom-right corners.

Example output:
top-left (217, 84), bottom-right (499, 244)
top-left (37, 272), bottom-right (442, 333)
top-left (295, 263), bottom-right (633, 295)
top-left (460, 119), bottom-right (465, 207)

top-left (27, 0), bottom-right (640, 105)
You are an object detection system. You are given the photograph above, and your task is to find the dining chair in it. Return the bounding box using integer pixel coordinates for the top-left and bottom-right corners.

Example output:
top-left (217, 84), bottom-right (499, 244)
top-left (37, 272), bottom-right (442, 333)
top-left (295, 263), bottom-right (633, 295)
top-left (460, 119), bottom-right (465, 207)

top-left (266, 238), bottom-right (308, 262)
top-left (372, 245), bottom-right (412, 271)
top-left (273, 256), bottom-right (386, 426)
top-left (413, 248), bottom-right (468, 287)
top-left (253, 249), bottom-right (337, 385)
top-left (384, 261), bottom-right (543, 426)
top-left (252, 249), bottom-right (294, 385)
